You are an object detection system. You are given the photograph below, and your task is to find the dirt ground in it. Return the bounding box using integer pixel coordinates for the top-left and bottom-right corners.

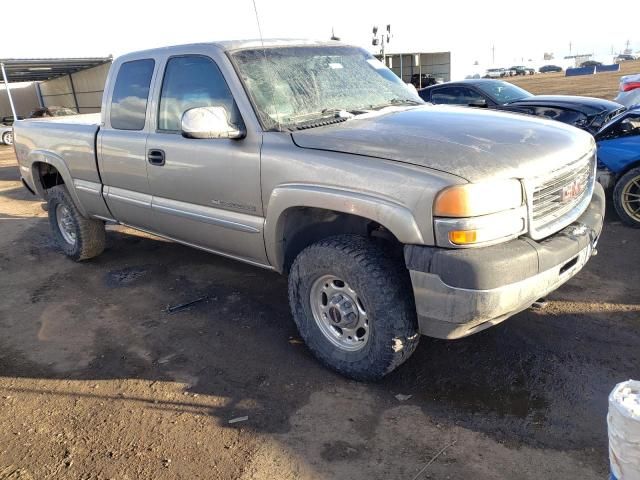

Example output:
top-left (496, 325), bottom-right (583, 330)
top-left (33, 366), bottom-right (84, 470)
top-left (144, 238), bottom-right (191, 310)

top-left (506, 60), bottom-right (640, 100)
top-left (0, 125), bottom-right (639, 480)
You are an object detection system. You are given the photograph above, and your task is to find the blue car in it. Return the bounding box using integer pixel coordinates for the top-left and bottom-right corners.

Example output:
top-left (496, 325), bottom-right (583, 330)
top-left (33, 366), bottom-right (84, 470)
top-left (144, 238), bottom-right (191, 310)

top-left (596, 107), bottom-right (640, 227)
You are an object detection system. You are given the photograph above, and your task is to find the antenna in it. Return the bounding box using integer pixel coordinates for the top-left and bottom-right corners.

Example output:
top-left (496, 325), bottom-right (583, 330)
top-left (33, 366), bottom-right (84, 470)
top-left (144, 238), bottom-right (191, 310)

top-left (250, 0), bottom-right (279, 130)
top-left (251, 0), bottom-right (266, 50)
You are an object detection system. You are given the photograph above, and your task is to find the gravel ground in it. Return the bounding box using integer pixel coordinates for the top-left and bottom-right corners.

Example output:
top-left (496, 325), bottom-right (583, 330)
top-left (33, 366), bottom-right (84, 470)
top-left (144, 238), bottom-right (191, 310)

top-left (0, 144), bottom-right (638, 479)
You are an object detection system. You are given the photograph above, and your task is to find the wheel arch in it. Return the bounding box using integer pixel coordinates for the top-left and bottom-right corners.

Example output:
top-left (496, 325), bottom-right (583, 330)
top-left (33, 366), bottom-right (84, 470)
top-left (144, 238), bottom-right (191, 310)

top-left (264, 184), bottom-right (424, 273)
top-left (28, 150), bottom-right (88, 216)
top-left (616, 159), bottom-right (640, 180)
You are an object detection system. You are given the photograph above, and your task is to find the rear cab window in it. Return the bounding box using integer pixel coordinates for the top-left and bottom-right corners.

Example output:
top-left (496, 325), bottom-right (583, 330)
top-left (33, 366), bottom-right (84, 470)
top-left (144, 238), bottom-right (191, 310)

top-left (110, 59), bottom-right (155, 130)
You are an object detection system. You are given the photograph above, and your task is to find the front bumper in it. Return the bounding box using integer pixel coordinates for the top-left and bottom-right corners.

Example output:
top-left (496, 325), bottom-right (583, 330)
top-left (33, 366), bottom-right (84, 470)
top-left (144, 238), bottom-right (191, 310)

top-left (405, 183), bottom-right (605, 339)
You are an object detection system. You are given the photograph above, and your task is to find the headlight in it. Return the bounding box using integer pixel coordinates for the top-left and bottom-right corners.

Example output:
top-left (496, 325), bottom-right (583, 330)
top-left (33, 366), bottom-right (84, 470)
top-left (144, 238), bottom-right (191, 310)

top-left (433, 180), bottom-right (526, 247)
top-left (433, 179), bottom-right (523, 217)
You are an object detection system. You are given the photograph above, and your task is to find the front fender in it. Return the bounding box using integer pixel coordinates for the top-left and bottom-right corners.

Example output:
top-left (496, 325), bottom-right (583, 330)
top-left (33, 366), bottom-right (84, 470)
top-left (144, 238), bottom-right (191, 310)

top-left (264, 183), bottom-right (425, 271)
top-left (28, 149), bottom-right (88, 217)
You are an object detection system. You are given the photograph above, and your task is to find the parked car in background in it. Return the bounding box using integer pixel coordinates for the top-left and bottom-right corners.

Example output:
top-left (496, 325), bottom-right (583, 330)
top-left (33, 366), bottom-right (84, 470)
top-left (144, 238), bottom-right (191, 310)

top-left (595, 107), bottom-right (640, 227)
top-left (418, 79), bottom-right (626, 134)
top-left (12, 39), bottom-right (604, 380)
top-left (580, 60), bottom-right (603, 68)
top-left (28, 106), bottom-right (78, 118)
top-left (615, 54), bottom-right (637, 63)
top-left (539, 65), bottom-right (563, 73)
top-left (510, 65), bottom-right (535, 76)
top-left (0, 125), bottom-right (12, 145)
top-left (409, 73), bottom-right (437, 89)
top-left (615, 74), bottom-right (640, 108)
top-left (1, 115), bottom-right (25, 126)
top-left (484, 68), bottom-right (507, 78)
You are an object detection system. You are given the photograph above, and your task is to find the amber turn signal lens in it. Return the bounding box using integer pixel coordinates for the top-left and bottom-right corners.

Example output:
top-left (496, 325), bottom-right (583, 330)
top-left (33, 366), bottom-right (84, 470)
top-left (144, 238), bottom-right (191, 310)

top-left (448, 230), bottom-right (478, 245)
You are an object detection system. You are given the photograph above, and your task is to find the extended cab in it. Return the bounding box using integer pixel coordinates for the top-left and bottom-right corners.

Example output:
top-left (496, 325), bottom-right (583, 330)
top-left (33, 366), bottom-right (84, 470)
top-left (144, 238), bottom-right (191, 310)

top-left (13, 40), bottom-right (605, 380)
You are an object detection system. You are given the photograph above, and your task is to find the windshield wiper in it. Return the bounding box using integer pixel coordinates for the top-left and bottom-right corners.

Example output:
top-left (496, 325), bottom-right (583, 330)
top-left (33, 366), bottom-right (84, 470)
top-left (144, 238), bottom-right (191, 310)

top-left (293, 116), bottom-right (349, 131)
top-left (286, 108), bottom-right (358, 131)
top-left (368, 98), bottom-right (423, 110)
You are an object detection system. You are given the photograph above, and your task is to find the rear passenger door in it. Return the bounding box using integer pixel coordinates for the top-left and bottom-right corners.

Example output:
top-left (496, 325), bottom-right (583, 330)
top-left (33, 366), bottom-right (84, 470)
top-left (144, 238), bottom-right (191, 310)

top-left (98, 58), bottom-right (157, 229)
top-left (145, 54), bottom-right (267, 266)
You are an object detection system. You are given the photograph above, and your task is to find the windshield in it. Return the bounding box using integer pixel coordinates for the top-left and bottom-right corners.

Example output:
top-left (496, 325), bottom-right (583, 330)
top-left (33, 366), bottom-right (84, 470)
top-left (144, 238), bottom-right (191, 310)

top-left (475, 81), bottom-right (533, 104)
top-left (231, 46), bottom-right (422, 130)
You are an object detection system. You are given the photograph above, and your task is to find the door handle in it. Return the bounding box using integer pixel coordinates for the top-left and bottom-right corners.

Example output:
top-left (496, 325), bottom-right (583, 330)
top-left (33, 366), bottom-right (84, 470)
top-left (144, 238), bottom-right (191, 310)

top-left (147, 149), bottom-right (165, 166)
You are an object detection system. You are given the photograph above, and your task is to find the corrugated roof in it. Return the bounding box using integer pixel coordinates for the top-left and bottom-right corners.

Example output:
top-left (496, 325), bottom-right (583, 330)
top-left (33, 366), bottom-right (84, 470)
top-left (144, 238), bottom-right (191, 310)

top-left (0, 57), bottom-right (112, 82)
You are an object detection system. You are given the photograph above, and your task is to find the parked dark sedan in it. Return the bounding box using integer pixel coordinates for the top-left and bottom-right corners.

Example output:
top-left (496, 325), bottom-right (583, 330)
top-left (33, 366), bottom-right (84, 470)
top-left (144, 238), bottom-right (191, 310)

top-left (539, 65), bottom-right (563, 73)
top-left (418, 79), bottom-right (626, 134)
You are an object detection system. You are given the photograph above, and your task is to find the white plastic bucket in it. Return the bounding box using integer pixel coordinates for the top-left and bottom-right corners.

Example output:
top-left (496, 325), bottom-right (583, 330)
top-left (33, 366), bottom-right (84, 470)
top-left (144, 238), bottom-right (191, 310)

top-left (609, 380), bottom-right (640, 480)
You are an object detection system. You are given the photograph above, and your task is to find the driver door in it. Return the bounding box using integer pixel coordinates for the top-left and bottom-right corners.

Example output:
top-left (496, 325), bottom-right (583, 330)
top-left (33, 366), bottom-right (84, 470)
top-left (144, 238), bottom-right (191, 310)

top-left (145, 54), bottom-right (267, 266)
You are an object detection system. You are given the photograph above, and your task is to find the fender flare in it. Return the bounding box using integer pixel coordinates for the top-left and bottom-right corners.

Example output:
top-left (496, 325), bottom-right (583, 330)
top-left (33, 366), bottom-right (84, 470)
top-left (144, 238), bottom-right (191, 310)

top-left (264, 184), bottom-right (425, 271)
top-left (28, 149), bottom-right (89, 217)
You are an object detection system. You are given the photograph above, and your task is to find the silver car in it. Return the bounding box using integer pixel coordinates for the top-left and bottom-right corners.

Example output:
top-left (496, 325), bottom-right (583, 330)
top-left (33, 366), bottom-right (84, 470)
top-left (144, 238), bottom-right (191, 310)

top-left (615, 74), bottom-right (640, 108)
top-left (0, 124), bottom-right (12, 145)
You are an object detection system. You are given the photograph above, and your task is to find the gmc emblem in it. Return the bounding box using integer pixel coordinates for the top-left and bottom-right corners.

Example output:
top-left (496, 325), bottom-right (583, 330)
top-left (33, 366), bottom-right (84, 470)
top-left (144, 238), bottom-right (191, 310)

top-left (561, 179), bottom-right (585, 203)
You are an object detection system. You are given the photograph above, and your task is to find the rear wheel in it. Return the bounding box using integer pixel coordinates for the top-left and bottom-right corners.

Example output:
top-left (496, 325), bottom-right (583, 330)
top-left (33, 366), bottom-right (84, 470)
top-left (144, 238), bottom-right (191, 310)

top-left (47, 185), bottom-right (106, 260)
top-left (288, 235), bottom-right (420, 381)
top-left (613, 167), bottom-right (640, 228)
top-left (2, 131), bottom-right (12, 145)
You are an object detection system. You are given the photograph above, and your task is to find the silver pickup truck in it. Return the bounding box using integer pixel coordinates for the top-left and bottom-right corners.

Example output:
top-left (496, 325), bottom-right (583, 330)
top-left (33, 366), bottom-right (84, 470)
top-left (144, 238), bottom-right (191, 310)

top-left (14, 39), bottom-right (605, 380)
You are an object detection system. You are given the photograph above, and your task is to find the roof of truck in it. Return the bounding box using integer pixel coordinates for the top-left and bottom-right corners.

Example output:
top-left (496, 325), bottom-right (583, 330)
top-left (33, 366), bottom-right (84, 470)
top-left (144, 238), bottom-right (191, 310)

top-left (116, 39), bottom-right (350, 62)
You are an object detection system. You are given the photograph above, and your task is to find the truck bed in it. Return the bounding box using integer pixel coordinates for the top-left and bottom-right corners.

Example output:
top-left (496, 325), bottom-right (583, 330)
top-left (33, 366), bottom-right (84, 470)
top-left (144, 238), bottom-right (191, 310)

top-left (14, 113), bottom-right (102, 186)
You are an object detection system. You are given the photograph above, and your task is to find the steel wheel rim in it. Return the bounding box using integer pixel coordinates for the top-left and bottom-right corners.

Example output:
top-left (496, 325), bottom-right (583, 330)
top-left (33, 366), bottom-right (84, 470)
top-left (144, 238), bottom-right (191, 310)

top-left (621, 175), bottom-right (640, 222)
top-left (56, 204), bottom-right (76, 245)
top-left (3, 132), bottom-right (12, 145)
top-left (310, 274), bottom-right (370, 352)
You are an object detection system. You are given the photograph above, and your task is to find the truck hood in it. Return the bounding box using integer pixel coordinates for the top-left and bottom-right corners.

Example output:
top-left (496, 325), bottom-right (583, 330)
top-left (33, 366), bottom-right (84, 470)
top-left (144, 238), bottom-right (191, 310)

top-left (291, 105), bottom-right (595, 182)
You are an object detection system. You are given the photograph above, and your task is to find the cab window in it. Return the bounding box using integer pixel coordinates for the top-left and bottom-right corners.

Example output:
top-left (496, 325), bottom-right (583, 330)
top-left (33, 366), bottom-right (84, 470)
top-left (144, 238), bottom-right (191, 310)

top-left (110, 59), bottom-right (155, 130)
top-left (158, 55), bottom-right (239, 132)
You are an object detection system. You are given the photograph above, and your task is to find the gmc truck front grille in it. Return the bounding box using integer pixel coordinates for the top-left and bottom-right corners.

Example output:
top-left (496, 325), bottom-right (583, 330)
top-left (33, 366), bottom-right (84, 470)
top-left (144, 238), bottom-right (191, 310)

top-left (528, 151), bottom-right (596, 240)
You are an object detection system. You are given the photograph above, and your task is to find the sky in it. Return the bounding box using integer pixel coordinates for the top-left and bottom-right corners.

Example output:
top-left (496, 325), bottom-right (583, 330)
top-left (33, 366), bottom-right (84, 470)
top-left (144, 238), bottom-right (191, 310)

top-left (1, 0), bottom-right (639, 79)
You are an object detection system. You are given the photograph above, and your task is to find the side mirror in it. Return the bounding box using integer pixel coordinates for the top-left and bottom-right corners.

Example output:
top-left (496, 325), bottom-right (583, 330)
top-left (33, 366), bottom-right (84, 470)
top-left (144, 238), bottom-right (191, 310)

top-left (469, 99), bottom-right (488, 108)
top-left (181, 106), bottom-right (246, 140)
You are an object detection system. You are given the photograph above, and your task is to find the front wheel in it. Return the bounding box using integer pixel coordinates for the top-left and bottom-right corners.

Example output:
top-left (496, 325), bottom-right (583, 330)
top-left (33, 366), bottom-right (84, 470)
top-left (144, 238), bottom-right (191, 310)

top-left (288, 235), bottom-right (420, 381)
top-left (613, 167), bottom-right (640, 228)
top-left (47, 185), bottom-right (106, 260)
top-left (2, 131), bottom-right (12, 145)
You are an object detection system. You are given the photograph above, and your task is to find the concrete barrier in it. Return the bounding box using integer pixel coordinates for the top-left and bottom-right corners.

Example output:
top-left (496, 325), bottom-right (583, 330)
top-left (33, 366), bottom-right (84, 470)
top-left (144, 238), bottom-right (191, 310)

top-left (596, 64), bottom-right (621, 73)
top-left (566, 66), bottom-right (596, 77)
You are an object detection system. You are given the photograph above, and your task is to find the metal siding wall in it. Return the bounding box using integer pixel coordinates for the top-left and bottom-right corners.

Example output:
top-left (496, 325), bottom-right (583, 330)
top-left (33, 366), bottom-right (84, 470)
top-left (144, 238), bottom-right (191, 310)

top-left (0, 83), bottom-right (40, 117)
top-left (420, 52), bottom-right (451, 82)
top-left (70, 62), bottom-right (110, 112)
top-left (39, 62), bottom-right (111, 113)
top-left (39, 75), bottom-right (75, 110)
top-left (384, 52), bottom-right (451, 83)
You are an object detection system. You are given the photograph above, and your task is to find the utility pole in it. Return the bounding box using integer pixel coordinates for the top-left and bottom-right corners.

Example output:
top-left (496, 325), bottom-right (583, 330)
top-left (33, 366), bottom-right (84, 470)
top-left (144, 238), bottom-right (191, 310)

top-left (569, 41), bottom-right (572, 55)
top-left (491, 45), bottom-right (495, 65)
